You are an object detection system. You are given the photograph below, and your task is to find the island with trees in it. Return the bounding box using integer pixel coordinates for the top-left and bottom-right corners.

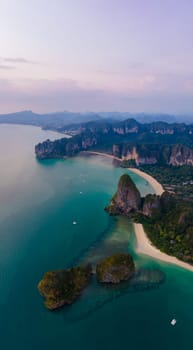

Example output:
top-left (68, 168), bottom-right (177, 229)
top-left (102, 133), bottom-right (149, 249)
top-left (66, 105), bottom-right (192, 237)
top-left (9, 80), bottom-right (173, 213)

top-left (38, 252), bottom-right (137, 310)
top-left (38, 264), bottom-right (92, 310)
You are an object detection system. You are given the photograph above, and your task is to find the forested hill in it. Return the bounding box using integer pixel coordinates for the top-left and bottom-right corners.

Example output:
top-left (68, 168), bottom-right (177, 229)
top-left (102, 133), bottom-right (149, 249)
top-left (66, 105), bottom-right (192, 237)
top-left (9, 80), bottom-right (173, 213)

top-left (35, 118), bottom-right (193, 166)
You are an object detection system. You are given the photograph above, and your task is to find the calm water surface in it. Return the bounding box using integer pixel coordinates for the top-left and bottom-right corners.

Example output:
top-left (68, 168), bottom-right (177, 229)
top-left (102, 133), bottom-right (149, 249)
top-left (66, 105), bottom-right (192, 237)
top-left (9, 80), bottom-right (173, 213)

top-left (0, 124), bottom-right (193, 350)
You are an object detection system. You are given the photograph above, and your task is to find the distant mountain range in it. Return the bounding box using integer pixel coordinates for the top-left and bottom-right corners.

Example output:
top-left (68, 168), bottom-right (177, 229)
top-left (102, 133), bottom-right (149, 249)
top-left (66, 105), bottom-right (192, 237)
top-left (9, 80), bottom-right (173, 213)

top-left (0, 110), bottom-right (193, 134)
top-left (0, 110), bottom-right (103, 130)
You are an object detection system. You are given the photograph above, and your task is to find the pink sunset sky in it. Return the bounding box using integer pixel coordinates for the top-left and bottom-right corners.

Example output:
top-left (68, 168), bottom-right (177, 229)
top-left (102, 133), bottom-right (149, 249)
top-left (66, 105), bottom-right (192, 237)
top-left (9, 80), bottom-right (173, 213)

top-left (1, 0), bottom-right (193, 114)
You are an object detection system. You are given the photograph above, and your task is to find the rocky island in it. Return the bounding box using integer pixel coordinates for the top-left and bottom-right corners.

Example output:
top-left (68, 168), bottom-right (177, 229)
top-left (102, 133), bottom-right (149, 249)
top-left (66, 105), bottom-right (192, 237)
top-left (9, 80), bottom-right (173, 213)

top-left (96, 253), bottom-right (135, 283)
top-left (38, 253), bottom-right (137, 310)
top-left (38, 264), bottom-right (92, 310)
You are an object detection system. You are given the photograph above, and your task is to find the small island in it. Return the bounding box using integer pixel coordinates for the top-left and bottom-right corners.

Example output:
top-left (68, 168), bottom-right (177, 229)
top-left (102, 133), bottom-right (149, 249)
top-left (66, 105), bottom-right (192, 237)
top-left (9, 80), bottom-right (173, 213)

top-left (38, 253), bottom-right (136, 310)
top-left (38, 264), bottom-right (92, 310)
top-left (96, 253), bottom-right (135, 283)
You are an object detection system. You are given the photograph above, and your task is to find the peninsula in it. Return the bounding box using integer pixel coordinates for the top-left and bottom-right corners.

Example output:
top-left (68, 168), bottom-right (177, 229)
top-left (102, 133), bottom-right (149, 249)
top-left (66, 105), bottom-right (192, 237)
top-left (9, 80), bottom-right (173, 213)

top-left (106, 173), bottom-right (193, 271)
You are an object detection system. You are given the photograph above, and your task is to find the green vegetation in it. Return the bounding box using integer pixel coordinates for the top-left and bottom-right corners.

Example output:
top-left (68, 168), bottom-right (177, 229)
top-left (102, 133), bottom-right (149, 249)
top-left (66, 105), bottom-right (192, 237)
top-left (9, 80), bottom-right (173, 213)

top-left (38, 252), bottom-right (136, 309)
top-left (120, 159), bottom-right (136, 167)
top-left (139, 165), bottom-right (193, 262)
top-left (96, 253), bottom-right (135, 283)
top-left (35, 118), bottom-right (193, 163)
top-left (141, 165), bottom-right (193, 202)
top-left (38, 264), bottom-right (92, 310)
top-left (106, 172), bottom-right (193, 265)
top-left (137, 195), bottom-right (193, 264)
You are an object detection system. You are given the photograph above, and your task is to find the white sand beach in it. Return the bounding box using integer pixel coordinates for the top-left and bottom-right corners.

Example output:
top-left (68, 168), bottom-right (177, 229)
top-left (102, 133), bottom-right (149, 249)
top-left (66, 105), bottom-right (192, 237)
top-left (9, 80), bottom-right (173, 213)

top-left (134, 223), bottom-right (193, 272)
top-left (81, 151), bottom-right (164, 195)
top-left (128, 167), bottom-right (164, 196)
top-left (81, 150), bottom-right (193, 272)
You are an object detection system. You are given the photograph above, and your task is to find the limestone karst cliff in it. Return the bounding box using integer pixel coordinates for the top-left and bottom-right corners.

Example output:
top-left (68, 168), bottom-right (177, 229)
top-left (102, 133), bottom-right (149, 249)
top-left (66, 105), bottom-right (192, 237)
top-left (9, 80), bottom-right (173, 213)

top-left (105, 173), bottom-right (174, 218)
top-left (113, 144), bottom-right (193, 166)
top-left (106, 174), bottom-right (141, 215)
top-left (35, 118), bottom-right (193, 165)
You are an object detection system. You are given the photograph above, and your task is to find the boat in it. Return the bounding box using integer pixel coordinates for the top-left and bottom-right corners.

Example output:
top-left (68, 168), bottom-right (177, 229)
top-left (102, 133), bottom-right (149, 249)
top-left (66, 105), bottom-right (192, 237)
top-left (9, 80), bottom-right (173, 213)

top-left (73, 221), bottom-right (77, 225)
top-left (170, 319), bottom-right (177, 326)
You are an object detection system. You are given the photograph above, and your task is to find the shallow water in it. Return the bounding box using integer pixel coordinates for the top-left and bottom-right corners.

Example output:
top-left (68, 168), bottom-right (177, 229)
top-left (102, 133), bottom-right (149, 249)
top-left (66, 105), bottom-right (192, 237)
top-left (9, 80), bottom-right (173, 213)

top-left (0, 124), bottom-right (193, 349)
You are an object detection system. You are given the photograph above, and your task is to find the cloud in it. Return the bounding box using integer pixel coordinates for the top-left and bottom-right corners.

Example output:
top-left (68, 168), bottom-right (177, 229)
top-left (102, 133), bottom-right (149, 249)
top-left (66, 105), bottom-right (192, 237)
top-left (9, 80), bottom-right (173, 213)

top-left (0, 77), bottom-right (193, 114)
top-left (0, 57), bottom-right (34, 70)
top-left (3, 57), bottom-right (32, 64)
top-left (96, 62), bottom-right (145, 77)
top-left (0, 64), bottom-right (14, 70)
top-left (0, 57), bottom-right (36, 67)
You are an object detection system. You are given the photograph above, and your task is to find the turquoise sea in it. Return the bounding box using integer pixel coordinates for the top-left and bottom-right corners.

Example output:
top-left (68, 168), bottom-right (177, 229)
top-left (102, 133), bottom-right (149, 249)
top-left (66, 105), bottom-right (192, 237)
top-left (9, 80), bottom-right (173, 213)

top-left (0, 124), bottom-right (193, 350)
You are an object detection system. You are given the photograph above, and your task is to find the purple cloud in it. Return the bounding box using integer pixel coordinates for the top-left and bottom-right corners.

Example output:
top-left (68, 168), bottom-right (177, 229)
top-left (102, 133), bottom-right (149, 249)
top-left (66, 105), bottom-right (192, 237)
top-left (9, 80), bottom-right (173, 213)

top-left (1, 57), bottom-right (34, 64)
top-left (0, 64), bottom-right (14, 70)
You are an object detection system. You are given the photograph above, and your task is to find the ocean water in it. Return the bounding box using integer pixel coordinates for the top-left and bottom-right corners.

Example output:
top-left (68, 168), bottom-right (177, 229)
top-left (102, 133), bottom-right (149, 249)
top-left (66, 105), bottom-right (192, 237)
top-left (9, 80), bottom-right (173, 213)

top-left (0, 124), bottom-right (193, 349)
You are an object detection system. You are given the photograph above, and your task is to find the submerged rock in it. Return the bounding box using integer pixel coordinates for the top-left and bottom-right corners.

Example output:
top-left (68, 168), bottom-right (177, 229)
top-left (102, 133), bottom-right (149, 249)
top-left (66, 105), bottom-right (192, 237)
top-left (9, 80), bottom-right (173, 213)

top-left (38, 264), bottom-right (92, 310)
top-left (96, 253), bottom-right (135, 283)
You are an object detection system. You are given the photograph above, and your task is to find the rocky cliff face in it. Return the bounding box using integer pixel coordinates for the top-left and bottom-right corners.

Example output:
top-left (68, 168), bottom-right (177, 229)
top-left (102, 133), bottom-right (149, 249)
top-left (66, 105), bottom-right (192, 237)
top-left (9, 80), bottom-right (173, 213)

top-left (35, 118), bottom-right (193, 165)
top-left (112, 143), bottom-right (193, 166)
top-left (169, 145), bottom-right (193, 166)
top-left (142, 191), bottom-right (178, 217)
top-left (106, 174), bottom-right (141, 215)
top-left (35, 138), bottom-right (67, 159)
top-left (142, 194), bottom-right (161, 217)
top-left (35, 134), bottom-right (98, 159)
top-left (105, 174), bottom-right (177, 219)
top-left (112, 119), bottom-right (140, 135)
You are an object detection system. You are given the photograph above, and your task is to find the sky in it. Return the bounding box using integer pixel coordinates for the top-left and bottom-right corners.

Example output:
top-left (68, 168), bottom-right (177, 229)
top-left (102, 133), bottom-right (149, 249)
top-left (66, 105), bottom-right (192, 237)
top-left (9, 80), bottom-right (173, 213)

top-left (0, 0), bottom-right (193, 114)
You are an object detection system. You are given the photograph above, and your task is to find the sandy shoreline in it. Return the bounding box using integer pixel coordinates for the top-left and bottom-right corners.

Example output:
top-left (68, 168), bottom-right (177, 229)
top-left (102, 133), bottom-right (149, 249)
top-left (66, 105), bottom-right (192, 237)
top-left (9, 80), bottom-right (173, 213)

top-left (134, 223), bottom-right (193, 272)
top-left (81, 151), bottom-right (164, 195)
top-left (127, 167), bottom-right (164, 196)
top-left (81, 150), bottom-right (193, 272)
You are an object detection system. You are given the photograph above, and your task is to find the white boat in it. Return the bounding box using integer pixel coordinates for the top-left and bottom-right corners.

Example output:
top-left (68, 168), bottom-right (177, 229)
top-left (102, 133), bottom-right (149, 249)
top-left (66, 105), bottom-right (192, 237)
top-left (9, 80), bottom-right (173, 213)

top-left (73, 221), bottom-right (77, 225)
top-left (170, 319), bottom-right (177, 326)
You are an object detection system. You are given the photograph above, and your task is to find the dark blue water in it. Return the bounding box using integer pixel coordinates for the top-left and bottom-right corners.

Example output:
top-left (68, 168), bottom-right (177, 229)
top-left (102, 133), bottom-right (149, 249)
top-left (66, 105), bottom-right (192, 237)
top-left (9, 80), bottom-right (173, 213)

top-left (0, 125), bottom-right (193, 350)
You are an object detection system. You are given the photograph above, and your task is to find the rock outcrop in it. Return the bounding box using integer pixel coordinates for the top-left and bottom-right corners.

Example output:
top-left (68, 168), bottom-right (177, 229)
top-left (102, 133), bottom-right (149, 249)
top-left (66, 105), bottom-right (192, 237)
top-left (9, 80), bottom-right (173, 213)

top-left (112, 143), bottom-right (193, 166)
top-left (35, 134), bottom-right (98, 159)
top-left (142, 194), bottom-right (161, 217)
top-left (168, 145), bottom-right (193, 166)
top-left (105, 174), bottom-right (179, 219)
top-left (38, 264), bottom-right (92, 310)
top-left (96, 253), bottom-right (135, 283)
top-left (106, 174), bottom-right (141, 215)
top-left (35, 118), bottom-right (193, 165)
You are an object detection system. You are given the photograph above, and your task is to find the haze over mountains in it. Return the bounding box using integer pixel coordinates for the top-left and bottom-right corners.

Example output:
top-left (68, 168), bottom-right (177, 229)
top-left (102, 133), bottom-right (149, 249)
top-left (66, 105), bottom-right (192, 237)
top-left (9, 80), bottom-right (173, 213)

top-left (0, 110), bottom-right (193, 134)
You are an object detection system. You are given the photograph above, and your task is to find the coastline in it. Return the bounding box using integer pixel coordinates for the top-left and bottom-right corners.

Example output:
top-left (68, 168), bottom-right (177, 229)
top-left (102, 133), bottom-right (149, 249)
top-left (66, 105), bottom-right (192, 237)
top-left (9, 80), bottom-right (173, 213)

top-left (134, 223), bottom-right (193, 272)
top-left (80, 150), bottom-right (164, 195)
top-left (127, 167), bottom-right (164, 196)
top-left (81, 150), bottom-right (193, 273)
